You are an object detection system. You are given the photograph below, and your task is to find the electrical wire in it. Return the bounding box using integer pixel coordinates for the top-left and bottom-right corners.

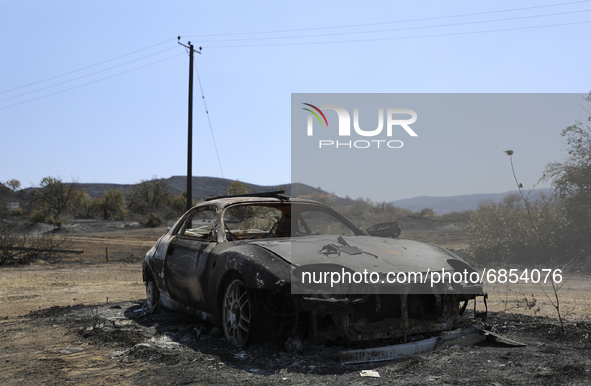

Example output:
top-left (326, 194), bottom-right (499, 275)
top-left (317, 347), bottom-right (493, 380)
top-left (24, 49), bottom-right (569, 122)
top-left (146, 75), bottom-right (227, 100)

top-left (3, 3), bottom-right (589, 110)
top-left (0, 46), bottom-right (178, 103)
top-left (4, 2), bottom-right (588, 103)
top-left (203, 19), bottom-right (591, 48)
top-left (0, 38), bottom-right (175, 95)
top-left (194, 8), bottom-right (591, 44)
top-left (184, 0), bottom-right (591, 38)
top-left (0, 53), bottom-right (184, 111)
top-left (184, 48), bottom-right (225, 178)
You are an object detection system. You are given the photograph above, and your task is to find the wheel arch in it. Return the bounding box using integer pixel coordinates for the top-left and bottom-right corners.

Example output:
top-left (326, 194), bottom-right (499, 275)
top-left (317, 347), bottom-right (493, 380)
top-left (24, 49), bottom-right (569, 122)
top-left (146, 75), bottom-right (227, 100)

top-left (216, 244), bottom-right (291, 291)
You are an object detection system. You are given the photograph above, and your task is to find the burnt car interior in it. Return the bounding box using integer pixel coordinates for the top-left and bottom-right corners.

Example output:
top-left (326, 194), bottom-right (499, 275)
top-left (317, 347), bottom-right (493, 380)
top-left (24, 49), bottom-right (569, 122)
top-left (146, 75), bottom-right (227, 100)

top-left (176, 206), bottom-right (218, 241)
top-left (224, 204), bottom-right (286, 240)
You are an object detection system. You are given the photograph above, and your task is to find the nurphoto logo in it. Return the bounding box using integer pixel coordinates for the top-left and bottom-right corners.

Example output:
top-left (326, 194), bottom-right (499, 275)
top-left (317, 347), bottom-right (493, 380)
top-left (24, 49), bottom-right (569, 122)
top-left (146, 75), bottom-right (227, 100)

top-left (302, 103), bottom-right (418, 149)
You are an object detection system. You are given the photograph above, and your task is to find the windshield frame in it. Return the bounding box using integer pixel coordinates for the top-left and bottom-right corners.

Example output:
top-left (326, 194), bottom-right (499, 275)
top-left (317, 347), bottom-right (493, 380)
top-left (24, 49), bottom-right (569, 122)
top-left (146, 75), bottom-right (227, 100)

top-left (218, 200), bottom-right (367, 241)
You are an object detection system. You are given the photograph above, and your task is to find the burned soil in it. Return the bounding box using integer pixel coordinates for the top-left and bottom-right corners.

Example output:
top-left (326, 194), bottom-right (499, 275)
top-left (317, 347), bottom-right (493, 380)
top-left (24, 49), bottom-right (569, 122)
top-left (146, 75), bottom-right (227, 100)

top-left (0, 300), bottom-right (588, 385)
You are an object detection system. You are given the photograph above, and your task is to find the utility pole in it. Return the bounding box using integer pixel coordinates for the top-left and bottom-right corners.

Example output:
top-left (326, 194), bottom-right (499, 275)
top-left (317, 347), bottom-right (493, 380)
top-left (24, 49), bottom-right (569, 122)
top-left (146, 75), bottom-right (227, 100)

top-left (178, 37), bottom-right (201, 214)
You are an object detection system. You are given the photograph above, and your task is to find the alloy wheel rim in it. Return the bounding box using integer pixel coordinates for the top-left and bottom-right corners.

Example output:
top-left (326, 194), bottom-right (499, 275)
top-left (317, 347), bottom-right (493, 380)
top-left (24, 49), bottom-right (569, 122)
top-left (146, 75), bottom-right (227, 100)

top-left (224, 279), bottom-right (251, 346)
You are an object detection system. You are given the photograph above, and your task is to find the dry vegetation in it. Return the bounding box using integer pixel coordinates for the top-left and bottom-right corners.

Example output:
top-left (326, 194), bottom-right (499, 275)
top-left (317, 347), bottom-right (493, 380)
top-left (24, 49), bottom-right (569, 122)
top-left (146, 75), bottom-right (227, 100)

top-left (0, 224), bottom-right (170, 317)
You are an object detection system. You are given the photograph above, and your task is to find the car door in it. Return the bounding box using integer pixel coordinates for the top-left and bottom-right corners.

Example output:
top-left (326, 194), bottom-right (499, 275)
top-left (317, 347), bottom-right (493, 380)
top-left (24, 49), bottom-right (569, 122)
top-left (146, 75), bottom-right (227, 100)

top-left (164, 205), bottom-right (218, 311)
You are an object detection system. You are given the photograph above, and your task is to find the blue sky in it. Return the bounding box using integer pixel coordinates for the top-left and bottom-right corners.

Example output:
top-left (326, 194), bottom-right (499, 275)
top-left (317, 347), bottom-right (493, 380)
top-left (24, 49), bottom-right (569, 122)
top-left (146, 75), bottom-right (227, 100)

top-left (1, 1), bottom-right (590, 201)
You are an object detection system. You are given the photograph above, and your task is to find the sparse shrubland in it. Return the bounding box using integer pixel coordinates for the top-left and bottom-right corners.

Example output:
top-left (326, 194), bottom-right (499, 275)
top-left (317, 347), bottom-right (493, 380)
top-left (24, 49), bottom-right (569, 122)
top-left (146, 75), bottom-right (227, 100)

top-left (463, 194), bottom-right (568, 265)
top-left (464, 92), bottom-right (591, 270)
top-left (462, 91), bottom-right (591, 332)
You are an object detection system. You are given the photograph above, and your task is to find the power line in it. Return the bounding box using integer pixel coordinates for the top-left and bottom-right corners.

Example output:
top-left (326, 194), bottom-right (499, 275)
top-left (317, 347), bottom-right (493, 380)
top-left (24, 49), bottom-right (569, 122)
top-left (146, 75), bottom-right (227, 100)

top-left (185, 0), bottom-right (591, 38)
top-left (4, 3), bottom-right (587, 102)
top-left (0, 53), bottom-right (184, 111)
top-left (184, 48), bottom-right (225, 178)
top-left (194, 8), bottom-right (591, 44)
top-left (0, 46), bottom-right (178, 103)
top-left (203, 19), bottom-right (591, 48)
top-left (0, 38), bottom-right (175, 95)
top-left (2, 4), bottom-right (588, 110)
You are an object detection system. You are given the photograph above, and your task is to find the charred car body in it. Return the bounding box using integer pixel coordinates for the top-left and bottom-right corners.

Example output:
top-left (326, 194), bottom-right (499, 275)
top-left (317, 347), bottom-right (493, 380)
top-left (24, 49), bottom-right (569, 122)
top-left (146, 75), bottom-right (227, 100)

top-left (142, 191), bottom-right (486, 347)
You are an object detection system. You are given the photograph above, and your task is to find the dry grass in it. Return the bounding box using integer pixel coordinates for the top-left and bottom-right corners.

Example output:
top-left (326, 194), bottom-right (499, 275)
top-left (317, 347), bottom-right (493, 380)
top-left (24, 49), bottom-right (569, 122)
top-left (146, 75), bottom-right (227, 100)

top-left (484, 276), bottom-right (591, 322)
top-left (0, 262), bottom-right (145, 317)
top-left (1, 224), bottom-right (590, 325)
top-left (0, 226), bottom-right (169, 317)
top-left (54, 226), bottom-right (169, 264)
top-left (401, 228), bottom-right (591, 322)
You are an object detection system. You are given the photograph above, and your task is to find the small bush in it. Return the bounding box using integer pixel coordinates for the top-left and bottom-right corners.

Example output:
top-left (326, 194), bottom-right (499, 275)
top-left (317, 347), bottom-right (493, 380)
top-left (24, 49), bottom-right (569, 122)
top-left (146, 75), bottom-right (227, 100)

top-left (145, 213), bottom-right (162, 228)
top-left (418, 208), bottom-right (437, 218)
top-left (29, 209), bottom-right (46, 223)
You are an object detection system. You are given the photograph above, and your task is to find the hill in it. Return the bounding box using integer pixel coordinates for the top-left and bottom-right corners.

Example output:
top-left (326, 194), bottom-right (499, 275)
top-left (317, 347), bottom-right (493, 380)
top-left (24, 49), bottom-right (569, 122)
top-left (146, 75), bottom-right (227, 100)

top-left (77, 177), bottom-right (358, 206)
top-left (390, 188), bottom-right (553, 215)
top-left (78, 176), bottom-right (291, 199)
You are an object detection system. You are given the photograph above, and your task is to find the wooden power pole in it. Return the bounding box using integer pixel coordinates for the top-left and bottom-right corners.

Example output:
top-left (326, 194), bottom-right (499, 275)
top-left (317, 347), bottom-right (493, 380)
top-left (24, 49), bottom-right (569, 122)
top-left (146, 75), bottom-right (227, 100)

top-left (178, 37), bottom-right (201, 214)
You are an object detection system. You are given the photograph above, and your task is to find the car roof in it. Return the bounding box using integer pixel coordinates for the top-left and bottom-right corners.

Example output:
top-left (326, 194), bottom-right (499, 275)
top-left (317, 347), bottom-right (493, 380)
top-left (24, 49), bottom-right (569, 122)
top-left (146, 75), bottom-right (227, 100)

top-left (194, 192), bottom-right (324, 210)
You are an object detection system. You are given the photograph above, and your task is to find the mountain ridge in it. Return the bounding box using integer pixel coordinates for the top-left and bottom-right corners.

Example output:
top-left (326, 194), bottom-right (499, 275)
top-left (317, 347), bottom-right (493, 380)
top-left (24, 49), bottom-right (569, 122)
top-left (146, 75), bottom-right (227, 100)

top-left (390, 188), bottom-right (554, 214)
top-left (9, 176), bottom-right (552, 215)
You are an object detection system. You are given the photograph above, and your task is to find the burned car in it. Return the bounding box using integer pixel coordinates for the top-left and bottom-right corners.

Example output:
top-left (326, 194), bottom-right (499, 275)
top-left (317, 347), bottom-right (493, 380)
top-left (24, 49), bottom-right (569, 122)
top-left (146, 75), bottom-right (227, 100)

top-left (142, 191), bottom-right (486, 348)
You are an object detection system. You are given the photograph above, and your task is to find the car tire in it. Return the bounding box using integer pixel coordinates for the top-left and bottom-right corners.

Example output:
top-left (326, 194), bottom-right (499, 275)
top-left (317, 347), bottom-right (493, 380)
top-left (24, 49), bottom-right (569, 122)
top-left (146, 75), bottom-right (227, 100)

top-left (145, 279), bottom-right (160, 313)
top-left (222, 277), bottom-right (255, 347)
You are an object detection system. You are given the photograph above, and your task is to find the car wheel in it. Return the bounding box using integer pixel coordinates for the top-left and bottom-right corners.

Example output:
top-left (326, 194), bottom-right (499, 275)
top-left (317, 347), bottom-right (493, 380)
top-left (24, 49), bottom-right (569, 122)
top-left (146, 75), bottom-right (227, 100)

top-left (145, 280), bottom-right (160, 313)
top-left (222, 277), bottom-right (255, 347)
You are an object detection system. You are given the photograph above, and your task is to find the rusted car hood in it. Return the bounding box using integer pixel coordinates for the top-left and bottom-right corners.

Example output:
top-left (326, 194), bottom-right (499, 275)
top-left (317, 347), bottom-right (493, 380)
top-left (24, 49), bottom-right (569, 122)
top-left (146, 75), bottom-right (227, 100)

top-left (249, 235), bottom-right (460, 273)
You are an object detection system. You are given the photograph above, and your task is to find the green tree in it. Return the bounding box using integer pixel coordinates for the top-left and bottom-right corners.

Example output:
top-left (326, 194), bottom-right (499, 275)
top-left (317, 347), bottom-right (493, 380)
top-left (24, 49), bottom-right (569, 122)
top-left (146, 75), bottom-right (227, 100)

top-left (75, 192), bottom-right (93, 218)
top-left (5, 179), bottom-right (20, 192)
top-left (127, 178), bottom-right (170, 215)
top-left (88, 197), bottom-right (103, 218)
top-left (99, 189), bottom-right (126, 219)
top-left (170, 194), bottom-right (186, 213)
top-left (224, 181), bottom-right (254, 221)
top-left (33, 176), bottom-right (85, 227)
top-left (170, 190), bottom-right (196, 214)
top-left (226, 180), bottom-right (252, 196)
